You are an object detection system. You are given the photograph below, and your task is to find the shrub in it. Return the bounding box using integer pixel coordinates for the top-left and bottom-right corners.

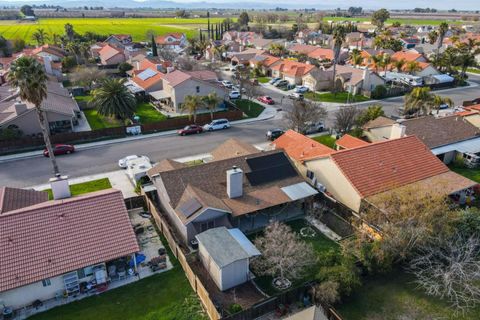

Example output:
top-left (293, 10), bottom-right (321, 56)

top-left (228, 303), bottom-right (243, 314)
top-left (371, 85), bottom-right (387, 99)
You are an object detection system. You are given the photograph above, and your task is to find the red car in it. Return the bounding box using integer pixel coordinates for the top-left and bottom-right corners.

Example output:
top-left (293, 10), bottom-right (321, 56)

top-left (257, 96), bottom-right (275, 105)
top-left (43, 144), bottom-right (75, 157)
top-left (177, 124), bottom-right (203, 136)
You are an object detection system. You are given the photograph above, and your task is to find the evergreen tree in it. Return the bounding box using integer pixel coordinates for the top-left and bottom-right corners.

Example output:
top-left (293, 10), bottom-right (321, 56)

top-left (151, 34), bottom-right (158, 57)
top-left (207, 11), bottom-right (210, 39)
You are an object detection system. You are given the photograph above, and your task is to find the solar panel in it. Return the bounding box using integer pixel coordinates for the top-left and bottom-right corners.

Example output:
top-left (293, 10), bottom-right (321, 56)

top-left (246, 157), bottom-right (297, 186)
top-left (177, 197), bottom-right (202, 218)
top-left (247, 152), bottom-right (290, 171)
top-left (137, 68), bottom-right (157, 81)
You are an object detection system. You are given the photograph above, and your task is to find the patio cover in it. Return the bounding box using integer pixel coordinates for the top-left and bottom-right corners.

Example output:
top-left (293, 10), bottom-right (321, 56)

top-left (281, 182), bottom-right (318, 201)
top-left (149, 90), bottom-right (171, 100)
top-left (431, 136), bottom-right (480, 155)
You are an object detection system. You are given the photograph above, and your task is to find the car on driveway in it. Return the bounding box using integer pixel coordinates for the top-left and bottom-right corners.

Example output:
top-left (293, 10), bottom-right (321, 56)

top-left (118, 155), bottom-right (150, 168)
top-left (266, 129), bottom-right (285, 141)
top-left (303, 122), bottom-right (325, 134)
top-left (221, 80), bottom-right (233, 88)
top-left (43, 144), bottom-right (75, 157)
top-left (257, 96), bottom-right (275, 105)
top-left (288, 92), bottom-right (304, 100)
top-left (203, 119), bottom-right (231, 131)
top-left (274, 80), bottom-right (289, 88)
top-left (229, 90), bottom-right (241, 99)
top-left (177, 124), bottom-right (203, 136)
top-left (269, 77), bottom-right (281, 85)
top-left (295, 86), bottom-right (309, 93)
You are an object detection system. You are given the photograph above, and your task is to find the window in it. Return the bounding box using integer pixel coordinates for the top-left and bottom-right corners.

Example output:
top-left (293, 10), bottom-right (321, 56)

top-left (77, 266), bottom-right (94, 279)
top-left (306, 170), bottom-right (315, 180)
top-left (42, 279), bottom-right (51, 287)
top-left (196, 86), bottom-right (200, 93)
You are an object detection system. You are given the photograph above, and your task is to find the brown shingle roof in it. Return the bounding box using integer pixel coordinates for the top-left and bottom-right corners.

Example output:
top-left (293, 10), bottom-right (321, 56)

top-left (330, 136), bottom-right (450, 197)
top-left (147, 159), bottom-right (187, 176)
top-left (0, 187), bottom-right (48, 214)
top-left (0, 189), bottom-right (139, 292)
top-left (363, 116), bottom-right (396, 129)
top-left (210, 138), bottom-right (259, 161)
top-left (402, 115), bottom-right (480, 148)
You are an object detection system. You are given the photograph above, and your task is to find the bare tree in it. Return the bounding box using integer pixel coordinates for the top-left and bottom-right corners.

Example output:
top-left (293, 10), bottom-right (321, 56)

top-left (315, 280), bottom-right (340, 305)
top-left (284, 99), bottom-right (327, 134)
top-left (70, 66), bottom-right (106, 90)
top-left (252, 221), bottom-right (316, 283)
top-left (409, 234), bottom-right (480, 312)
top-left (157, 47), bottom-right (177, 62)
top-left (334, 106), bottom-right (358, 134)
top-left (243, 82), bottom-right (259, 101)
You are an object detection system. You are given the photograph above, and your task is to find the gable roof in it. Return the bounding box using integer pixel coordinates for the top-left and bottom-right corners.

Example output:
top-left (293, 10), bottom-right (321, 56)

top-left (330, 136), bottom-right (450, 197)
top-left (147, 159), bottom-right (187, 176)
top-left (210, 138), bottom-right (259, 161)
top-left (274, 130), bottom-right (335, 162)
top-left (363, 116), bottom-right (396, 129)
top-left (307, 48), bottom-right (334, 60)
top-left (99, 44), bottom-right (123, 61)
top-left (0, 187), bottom-right (48, 214)
top-left (391, 50), bottom-right (424, 62)
top-left (156, 33), bottom-right (185, 45)
top-left (31, 44), bottom-right (66, 58)
top-left (0, 189), bottom-right (139, 292)
top-left (289, 44), bottom-right (319, 55)
top-left (162, 70), bottom-right (192, 87)
top-left (271, 60), bottom-right (316, 77)
top-left (401, 116), bottom-right (480, 148)
top-left (131, 68), bottom-right (164, 90)
top-left (336, 134), bottom-right (369, 149)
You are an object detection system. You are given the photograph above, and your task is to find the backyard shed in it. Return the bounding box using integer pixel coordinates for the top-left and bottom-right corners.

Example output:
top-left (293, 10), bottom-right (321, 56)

top-left (196, 227), bottom-right (260, 291)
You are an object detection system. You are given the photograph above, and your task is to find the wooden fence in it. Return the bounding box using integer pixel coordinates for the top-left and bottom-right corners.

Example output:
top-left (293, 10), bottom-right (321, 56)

top-left (145, 196), bottom-right (221, 320)
top-left (0, 109), bottom-right (243, 154)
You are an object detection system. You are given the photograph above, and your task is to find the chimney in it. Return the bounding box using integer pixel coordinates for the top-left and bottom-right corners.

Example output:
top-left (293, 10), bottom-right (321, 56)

top-left (49, 174), bottom-right (71, 200)
top-left (43, 56), bottom-right (53, 75)
top-left (390, 123), bottom-right (406, 139)
top-left (226, 166), bottom-right (243, 199)
top-left (14, 102), bottom-right (28, 115)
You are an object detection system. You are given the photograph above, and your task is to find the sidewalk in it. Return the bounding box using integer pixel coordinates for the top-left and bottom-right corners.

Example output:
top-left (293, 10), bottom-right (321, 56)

top-left (0, 106), bottom-right (278, 163)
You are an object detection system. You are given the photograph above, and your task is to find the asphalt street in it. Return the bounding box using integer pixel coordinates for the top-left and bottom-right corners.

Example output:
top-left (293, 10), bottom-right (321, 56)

top-left (1, 74), bottom-right (479, 188)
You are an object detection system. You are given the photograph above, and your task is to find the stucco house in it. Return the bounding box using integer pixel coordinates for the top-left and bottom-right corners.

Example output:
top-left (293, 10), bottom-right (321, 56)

top-left (196, 227), bottom-right (260, 291)
top-left (98, 44), bottom-right (125, 66)
top-left (31, 45), bottom-right (66, 62)
top-left (155, 33), bottom-right (187, 51)
top-left (329, 65), bottom-right (384, 95)
top-left (271, 60), bottom-right (316, 85)
top-left (0, 185), bottom-right (139, 311)
top-left (274, 131), bottom-right (476, 214)
top-left (0, 81), bottom-right (81, 135)
top-left (104, 34), bottom-right (133, 49)
top-left (147, 141), bottom-right (317, 245)
top-left (302, 69), bottom-right (333, 91)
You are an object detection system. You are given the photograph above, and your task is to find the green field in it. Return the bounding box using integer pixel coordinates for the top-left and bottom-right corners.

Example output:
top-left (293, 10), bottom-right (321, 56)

top-left (322, 16), bottom-right (465, 26)
top-left (0, 17), bottom-right (226, 43)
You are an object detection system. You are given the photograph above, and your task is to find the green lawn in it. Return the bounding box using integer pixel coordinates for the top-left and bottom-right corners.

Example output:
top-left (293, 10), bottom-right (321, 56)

top-left (44, 178), bottom-right (112, 200)
top-left (30, 267), bottom-right (206, 320)
top-left (74, 94), bottom-right (92, 107)
top-left (449, 164), bottom-right (480, 183)
top-left (0, 17), bottom-right (227, 43)
top-left (337, 270), bottom-right (480, 320)
top-left (235, 99), bottom-right (265, 118)
top-left (305, 91), bottom-right (370, 103)
top-left (257, 77), bottom-right (270, 84)
top-left (83, 108), bottom-right (123, 129)
top-left (135, 102), bottom-right (168, 124)
top-left (313, 135), bottom-right (337, 149)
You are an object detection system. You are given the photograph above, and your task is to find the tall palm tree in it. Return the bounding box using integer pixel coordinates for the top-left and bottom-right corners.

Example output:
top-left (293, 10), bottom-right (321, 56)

top-left (349, 49), bottom-right (363, 67)
top-left (381, 53), bottom-right (392, 76)
top-left (405, 61), bottom-right (421, 75)
top-left (202, 92), bottom-right (220, 120)
top-left (403, 87), bottom-right (435, 116)
top-left (371, 54), bottom-right (382, 73)
top-left (8, 57), bottom-right (60, 175)
top-left (66, 41), bottom-right (81, 64)
top-left (181, 95), bottom-right (205, 123)
top-left (393, 58), bottom-right (406, 72)
top-left (437, 22), bottom-right (449, 55)
top-left (90, 78), bottom-right (136, 123)
top-left (31, 28), bottom-right (49, 46)
top-left (331, 25), bottom-right (346, 93)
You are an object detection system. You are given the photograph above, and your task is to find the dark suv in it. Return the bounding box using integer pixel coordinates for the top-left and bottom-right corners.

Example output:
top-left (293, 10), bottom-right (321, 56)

top-left (266, 129), bottom-right (285, 141)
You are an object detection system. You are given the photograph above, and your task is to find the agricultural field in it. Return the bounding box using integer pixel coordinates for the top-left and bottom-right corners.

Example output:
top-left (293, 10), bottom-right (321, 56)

top-left (323, 16), bottom-right (465, 26)
top-left (0, 17), bottom-right (226, 43)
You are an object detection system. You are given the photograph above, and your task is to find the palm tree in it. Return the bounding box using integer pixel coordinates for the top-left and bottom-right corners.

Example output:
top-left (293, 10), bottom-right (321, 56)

top-left (428, 31), bottom-right (438, 45)
top-left (405, 61), bottom-right (421, 75)
top-left (371, 54), bottom-right (382, 73)
top-left (52, 33), bottom-right (62, 46)
top-left (393, 58), bottom-right (406, 72)
top-left (331, 25), bottom-right (346, 93)
top-left (349, 49), bottom-right (363, 67)
top-left (90, 78), bottom-right (136, 123)
top-left (7, 57), bottom-right (60, 175)
top-left (64, 23), bottom-right (75, 42)
top-left (31, 28), bottom-right (49, 46)
top-left (202, 92), bottom-right (220, 120)
top-left (437, 22), bottom-right (449, 55)
top-left (403, 87), bottom-right (435, 116)
top-left (381, 53), bottom-right (392, 76)
top-left (181, 95), bottom-right (204, 123)
top-left (66, 41), bottom-right (81, 64)
top-left (433, 95), bottom-right (453, 114)
top-left (78, 42), bottom-right (91, 63)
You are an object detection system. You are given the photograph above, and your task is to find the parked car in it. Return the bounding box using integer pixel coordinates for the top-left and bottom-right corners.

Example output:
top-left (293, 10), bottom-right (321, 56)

top-left (438, 103), bottom-right (450, 110)
top-left (221, 80), bottom-right (233, 88)
top-left (303, 122), bottom-right (325, 134)
top-left (257, 96), bottom-right (275, 105)
top-left (266, 129), bottom-right (285, 141)
top-left (118, 155), bottom-right (150, 168)
top-left (229, 90), bottom-right (241, 99)
top-left (232, 86), bottom-right (246, 93)
top-left (203, 119), bottom-right (231, 131)
top-left (274, 80), bottom-right (289, 88)
top-left (295, 86), bottom-right (309, 93)
top-left (288, 92), bottom-right (304, 100)
top-left (269, 77), bottom-right (281, 85)
top-left (43, 144), bottom-right (75, 157)
top-left (286, 84), bottom-right (296, 90)
top-left (177, 124), bottom-right (203, 136)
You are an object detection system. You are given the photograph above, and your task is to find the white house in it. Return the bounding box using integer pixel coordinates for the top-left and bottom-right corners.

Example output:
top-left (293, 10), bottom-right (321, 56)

top-left (196, 227), bottom-right (260, 291)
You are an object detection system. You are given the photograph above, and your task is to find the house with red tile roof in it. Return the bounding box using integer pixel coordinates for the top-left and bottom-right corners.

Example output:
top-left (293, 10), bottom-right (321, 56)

top-left (391, 50), bottom-right (427, 63)
top-left (303, 135), bottom-right (475, 212)
top-left (248, 54), bottom-right (281, 76)
top-left (0, 187), bottom-right (139, 310)
top-left (335, 134), bottom-right (370, 150)
top-left (271, 60), bottom-right (316, 85)
top-left (31, 44), bottom-right (66, 62)
top-left (98, 44), bottom-right (125, 66)
top-left (155, 33), bottom-right (187, 51)
top-left (130, 68), bottom-right (165, 93)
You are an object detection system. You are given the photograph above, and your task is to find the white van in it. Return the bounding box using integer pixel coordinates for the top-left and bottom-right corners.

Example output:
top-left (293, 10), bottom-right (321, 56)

top-left (203, 119), bottom-right (231, 131)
